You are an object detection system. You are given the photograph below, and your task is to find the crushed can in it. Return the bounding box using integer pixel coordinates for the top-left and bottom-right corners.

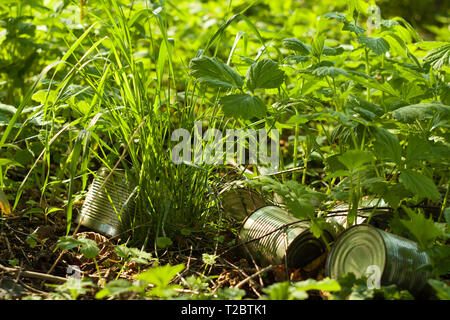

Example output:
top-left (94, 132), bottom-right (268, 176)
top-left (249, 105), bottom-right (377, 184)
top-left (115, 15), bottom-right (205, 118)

top-left (326, 224), bottom-right (431, 297)
top-left (74, 167), bottom-right (136, 237)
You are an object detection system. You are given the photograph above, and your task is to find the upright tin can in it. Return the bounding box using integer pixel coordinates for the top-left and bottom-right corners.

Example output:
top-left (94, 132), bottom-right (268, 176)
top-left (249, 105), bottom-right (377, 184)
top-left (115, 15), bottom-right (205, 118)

top-left (240, 206), bottom-right (333, 268)
top-left (326, 224), bottom-right (431, 296)
top-left (75, 167), bottom-right (136, 237)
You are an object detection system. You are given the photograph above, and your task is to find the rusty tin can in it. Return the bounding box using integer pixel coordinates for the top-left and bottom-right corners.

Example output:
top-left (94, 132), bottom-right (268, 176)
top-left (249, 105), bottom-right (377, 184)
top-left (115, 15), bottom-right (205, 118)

top-left (74, 167), bottom-right (136, 237)
top-left (326, 224), bottom-right (431, 296)
top-left (239, 206), bottom-right (333, 268)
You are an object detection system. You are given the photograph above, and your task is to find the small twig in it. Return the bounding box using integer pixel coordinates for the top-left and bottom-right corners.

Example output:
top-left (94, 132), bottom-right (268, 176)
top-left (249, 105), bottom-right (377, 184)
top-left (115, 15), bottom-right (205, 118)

top-left (234, 265), bottom-right (275, 289)
top-left (18, 279), bottom-right (50, 298)
top-left (0, 263), bottom-right (67, 283)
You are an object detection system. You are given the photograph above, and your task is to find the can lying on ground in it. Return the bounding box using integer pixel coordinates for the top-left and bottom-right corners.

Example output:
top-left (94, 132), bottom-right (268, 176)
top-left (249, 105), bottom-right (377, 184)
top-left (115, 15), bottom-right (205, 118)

top-left (221, 188), bottom-right (267, 221)
top-left (326, 224), bottom-right (431, 296)
top-left (75, 167), bottom-right (136, 237)
top-left (239, 206), bottom-right (334, 268)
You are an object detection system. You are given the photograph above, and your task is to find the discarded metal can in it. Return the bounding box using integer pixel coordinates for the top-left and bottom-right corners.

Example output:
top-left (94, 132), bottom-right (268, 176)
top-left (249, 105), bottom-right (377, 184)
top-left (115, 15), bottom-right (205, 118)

top-left (74, 167), bottom-right (136, 237)
top-left (239, 206), bottom-right (333, 268)
top-left (326, 224), bottom-right (431, 296)
top-left (221, 188), bottom-right (267, 221)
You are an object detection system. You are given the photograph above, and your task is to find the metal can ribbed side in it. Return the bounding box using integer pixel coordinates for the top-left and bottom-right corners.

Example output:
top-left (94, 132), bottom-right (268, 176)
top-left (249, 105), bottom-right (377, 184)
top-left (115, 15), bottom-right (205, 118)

top-left (75, 168), bottom-right (135, 237)
top-left (240, 206), bottom-right (331, 268)
top-left (326, 224), bottom-right (430, 296)
top-left (378, 229), bottom-right (430, 295)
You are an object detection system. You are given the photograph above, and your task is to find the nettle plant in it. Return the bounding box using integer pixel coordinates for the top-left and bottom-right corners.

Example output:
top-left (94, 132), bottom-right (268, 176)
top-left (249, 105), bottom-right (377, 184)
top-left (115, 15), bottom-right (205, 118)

top-left (186, 3), bottom-right (449, 284)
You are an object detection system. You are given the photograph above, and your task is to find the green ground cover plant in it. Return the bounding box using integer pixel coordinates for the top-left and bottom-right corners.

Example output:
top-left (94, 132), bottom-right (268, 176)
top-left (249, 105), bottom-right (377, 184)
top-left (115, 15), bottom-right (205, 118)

top-left (0, 0), bottom-right (449, 300)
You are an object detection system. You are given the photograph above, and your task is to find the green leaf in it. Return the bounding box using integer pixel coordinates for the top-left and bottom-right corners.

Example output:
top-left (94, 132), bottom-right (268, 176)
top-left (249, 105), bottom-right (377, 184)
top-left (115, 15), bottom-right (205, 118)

top-left (343, 22), bottom-right (365, 35)
top-left (136, 264), bottom-right (184, 288)
top-left (0, 103), bottom-right (17, 115)
top-left (391, 103), bottom-right (450, 123)
top-left (322, 46), bottom-right (345, 56)
top-left (0, 158), bottom-right (23, 168)
top-left (202, 253), bottom-right (218, 265)
top-left (324, 12), bottom-right (347, 22)
top-left (424, 43), bottom-right (450, 71)
top-left (444, 207), bottom-right (450, 225)
top-left (400, 206), bottom-right (443, 248)
top-left (312, 66), bottom-right (348, 78)
top-left (357, 36), bottom-right (390, 55)
top-left (56, 236), bottom-right (83, 252)
top-left (189, 56), bottom-right (243, 89)
top-left (294, 278), bottom-right (341, 292)
top-left (95, 279), bottom-right (134, 299)
top-left (77, 237), bottom-right (100, 259)
top-left (246, 59), bottom-right (285, 91)
top-left (156, 236), bottom-right (173, 249)
top-left (338, 150), bottom-right (374, 171)
top-left (220, 94), bottom-right (266, 120)
top-left (282, 38), bottom-right (311, 55)
top-left (372, 127), bottom-right (402, 164)
top-left (262, 281), bottom-right (295, 300)
top-left (428, 279), bottom-right (450, 300)
top-left (399, 170), bottom-right (440, 201)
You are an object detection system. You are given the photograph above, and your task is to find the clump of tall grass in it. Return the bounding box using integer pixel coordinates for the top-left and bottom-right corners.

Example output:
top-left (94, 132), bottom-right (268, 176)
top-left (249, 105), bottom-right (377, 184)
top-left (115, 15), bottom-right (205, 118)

top-left (2, 0), bottom-right (222, 247)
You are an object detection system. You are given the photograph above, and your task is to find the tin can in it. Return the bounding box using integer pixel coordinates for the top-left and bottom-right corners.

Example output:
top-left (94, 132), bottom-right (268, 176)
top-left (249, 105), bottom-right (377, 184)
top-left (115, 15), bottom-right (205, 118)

top-left (75, 167), bottom-right (136, 237)
top-left (325, 200), bottom-right (391, 237)
top-left (326, 224), bottom-right (431, 296)
top-left (221, 188), bottom-right (267, 221)
top-left (239, 206), bottom-right (333, 268)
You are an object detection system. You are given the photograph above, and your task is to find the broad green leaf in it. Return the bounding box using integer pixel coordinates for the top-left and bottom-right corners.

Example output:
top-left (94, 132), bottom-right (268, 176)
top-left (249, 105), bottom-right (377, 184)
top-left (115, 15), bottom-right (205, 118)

top-left (56, 236), bottom-right (83, 251)
top-left (312, 66), bottom-right (348, 77)
top-left (77, 237), bottom-right (100, 259)
top-left (262, 281), bottom-right (295, 300)
top-left (282, 38), bottom-right (311, 55)
top-left (347, 95), bottom-right (384, 118)
top-left (324, 12), bottom-right (347, 23)
top-left (338, 150), bottom-right (374, 171)
top-left (399, 170), bottom-right (441, 201)
top-left (136, 264), bottom-right (184, 287)
top-left (357, 36), bottom-right (390, 55)
top-left (343, 22), bottom-right (365, 35)
top-left (424, 43), bottom-right (450, 71)
top-left (444, 207), bottom-right (450, 225)
top-left (345, 73), bottom-right (399, 97)
top-left (0, 103), bottom-right (17, 115)
top-left (322, 46), bottom-right (345, 56)
top-left (372, 127), bottom-right (402, 164)
top-left (246, 59), bottom-right (285, 91)
top-left (156, 236), bottom-right (173, 249)
top-left (220, 94), bottom-right (266, 120)
top-left (0, 158), bottom-right (23, 168)
top-left (391, 103), bottom-right (450, 123)
top-left (31, 90), bottom-right (58, 104)
top-left (428, 279), bottom-right (450, 300)
top-left (95, 279), bottom-right (134, 299)
top-left (400, 206), bottom-right (443, 248)
top-left (294, 278), bottom-right (341, 292)
top-left (189, 56), bottom-right (243, 89)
